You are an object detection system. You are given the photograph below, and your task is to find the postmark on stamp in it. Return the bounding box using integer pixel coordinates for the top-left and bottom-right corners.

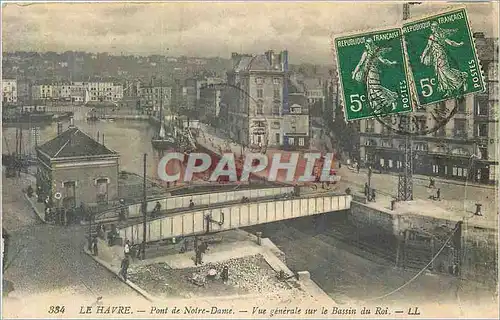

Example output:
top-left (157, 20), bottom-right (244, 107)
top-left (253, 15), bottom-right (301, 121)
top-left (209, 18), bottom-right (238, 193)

top-left (402, 7), bottom-right (486, 106)
top-left (334, 28), bottom-right (412, 121)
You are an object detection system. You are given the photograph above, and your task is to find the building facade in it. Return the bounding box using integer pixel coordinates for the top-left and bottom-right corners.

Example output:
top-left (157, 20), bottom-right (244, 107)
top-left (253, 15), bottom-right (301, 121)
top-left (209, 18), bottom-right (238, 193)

top-left (358, 34), bottom-right (498, 184)
top-left (222, 50), bottom-right (310, 150)
top-left (183, 78), bottom-right (198, 112)
top-left (2, 79), bottom-right (18, 104)
top-left (32, 84), bottom-right (53, 101)
top-left (139, 85), bottom-right (172, 117)
top-left (199, 83), bottom-right (224, 122)
top-left (36, 124), bottom-right (120, 208)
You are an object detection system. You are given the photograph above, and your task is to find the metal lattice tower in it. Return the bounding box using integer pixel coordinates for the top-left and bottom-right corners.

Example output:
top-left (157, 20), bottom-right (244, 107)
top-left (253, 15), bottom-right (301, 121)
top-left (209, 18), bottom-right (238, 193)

top-left (397, 2), bottom-right (420, 201)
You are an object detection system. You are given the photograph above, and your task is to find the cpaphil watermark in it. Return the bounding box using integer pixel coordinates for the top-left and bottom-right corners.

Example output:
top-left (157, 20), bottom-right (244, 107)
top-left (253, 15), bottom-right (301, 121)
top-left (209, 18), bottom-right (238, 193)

top-left (157, 152), bottom-right (341, 183)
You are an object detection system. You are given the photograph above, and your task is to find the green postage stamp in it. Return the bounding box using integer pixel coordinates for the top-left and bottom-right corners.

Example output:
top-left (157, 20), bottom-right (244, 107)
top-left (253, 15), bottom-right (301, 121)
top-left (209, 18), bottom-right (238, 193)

top-left (335, 28), bottom-right (412, 121)
top-left (403, 8), bottom-right (486, 106)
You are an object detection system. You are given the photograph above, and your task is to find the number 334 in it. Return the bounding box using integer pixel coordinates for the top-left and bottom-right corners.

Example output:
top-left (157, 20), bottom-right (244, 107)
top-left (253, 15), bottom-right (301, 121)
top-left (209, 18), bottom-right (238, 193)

top-left (48, 306), bottom-right (65, 314)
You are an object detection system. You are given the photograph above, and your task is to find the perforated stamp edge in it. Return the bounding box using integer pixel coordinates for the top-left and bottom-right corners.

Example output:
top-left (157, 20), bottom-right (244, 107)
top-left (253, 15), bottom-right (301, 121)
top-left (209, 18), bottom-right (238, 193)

top-left (401, 6), bottom-right (487, 107)
top-left (330, 24), bottom-right (409, 124)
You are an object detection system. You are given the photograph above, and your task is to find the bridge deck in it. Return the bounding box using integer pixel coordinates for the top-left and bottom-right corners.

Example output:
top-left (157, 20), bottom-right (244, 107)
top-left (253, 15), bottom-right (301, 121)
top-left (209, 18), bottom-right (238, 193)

top-left (119, 194), bottom-right (352, 244)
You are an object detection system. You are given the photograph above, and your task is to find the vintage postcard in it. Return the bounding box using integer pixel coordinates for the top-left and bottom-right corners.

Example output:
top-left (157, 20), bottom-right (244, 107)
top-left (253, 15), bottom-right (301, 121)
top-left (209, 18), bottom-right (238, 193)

top-left (1, 1), bottom-right (499, 319)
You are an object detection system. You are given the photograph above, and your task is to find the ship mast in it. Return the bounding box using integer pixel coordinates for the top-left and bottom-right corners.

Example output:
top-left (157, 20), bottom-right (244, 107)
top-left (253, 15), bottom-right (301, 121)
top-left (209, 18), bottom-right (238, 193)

top-left (158, 77), bottom-right (166, 139)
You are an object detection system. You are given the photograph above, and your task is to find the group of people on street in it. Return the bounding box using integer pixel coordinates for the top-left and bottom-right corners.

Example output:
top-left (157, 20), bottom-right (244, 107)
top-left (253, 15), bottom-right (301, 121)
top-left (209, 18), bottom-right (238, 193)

top-left (428, 177), bottom-right (441, 201)
top-left (364, 183), bottom-right (376, 202)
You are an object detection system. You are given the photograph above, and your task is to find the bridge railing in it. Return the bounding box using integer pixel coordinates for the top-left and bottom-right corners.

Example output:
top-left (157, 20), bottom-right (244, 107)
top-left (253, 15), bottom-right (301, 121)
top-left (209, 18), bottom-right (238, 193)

top-left (95, 186), bottom-right (294, 221)
top-left (119, 194), bottom-right (352, 244)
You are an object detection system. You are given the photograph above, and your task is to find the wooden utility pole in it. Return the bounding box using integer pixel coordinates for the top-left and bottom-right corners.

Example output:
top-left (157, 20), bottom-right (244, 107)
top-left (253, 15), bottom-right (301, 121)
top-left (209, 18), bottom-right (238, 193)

top-left (141, 153), bottom-right (147, 260)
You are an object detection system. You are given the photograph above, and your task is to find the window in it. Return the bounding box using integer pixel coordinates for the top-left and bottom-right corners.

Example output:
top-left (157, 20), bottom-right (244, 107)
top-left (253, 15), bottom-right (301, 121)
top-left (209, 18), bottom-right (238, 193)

top-left (475, 96), bottom-right (488, 116)
top-left (456, 98), bottom-right (466, 113)
top-left (288, 137), bottom-right (295, 145)
top-left (272, 103), bottom-right (280, 115)
top-left (417, 116), bottom-right (427, 132)
top-left (271, 121), bottom-right (280, 129)
top-left (63, 181), bottom-right (76, 199)
top-left (256, 100), bottom-right (263, 115)
top-left (365, 119), bottom-right (375, 133)
top-left (291, 125), bottom-right (296, 132)
top-left (414, 143), bottom-right (427, 151)
top-left (388, 160), bottom-right (393, 168)
top-left (476, 123), bottom-right (488, 137)
top-left (454, 119), bottom-right (467, 138)
top-left (299, 138), bottom-right (305, 146)
top-left (432, 164), bottom-right (438, 174)
top-left (397, 161), bottom-right (402, 169)
top-left (257, 88), bottom-right (263, 98)
top-left (479, 146), bottom-right (488, 159)
top-left (275, 133), bottom-right (280, 144)
top-left (273, 88), bottom-right (280, 100)
top-left (273, 78), bottom-right (280, 85)
top-left (434, 127), bottom-right (446, 137)
top-left (256, 77), bottom-right (264, 85)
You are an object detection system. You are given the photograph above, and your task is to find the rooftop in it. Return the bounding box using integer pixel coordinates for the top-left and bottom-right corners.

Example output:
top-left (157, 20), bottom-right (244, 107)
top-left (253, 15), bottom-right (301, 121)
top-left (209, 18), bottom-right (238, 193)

top-left (37, 126), bottom-right (118, 159)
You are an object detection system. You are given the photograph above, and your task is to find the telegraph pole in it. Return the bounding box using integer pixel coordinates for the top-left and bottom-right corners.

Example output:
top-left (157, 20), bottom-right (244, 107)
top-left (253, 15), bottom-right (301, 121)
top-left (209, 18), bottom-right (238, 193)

top-left (141, 153), bottom-right (147, 260)
top-left (397, 2), bottom-right (421, 201)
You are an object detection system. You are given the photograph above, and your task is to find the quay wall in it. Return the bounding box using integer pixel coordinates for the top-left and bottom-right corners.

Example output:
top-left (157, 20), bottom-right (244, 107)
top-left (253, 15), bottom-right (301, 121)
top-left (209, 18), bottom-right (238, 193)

top-left (349, 201), bottom-right (498, 286)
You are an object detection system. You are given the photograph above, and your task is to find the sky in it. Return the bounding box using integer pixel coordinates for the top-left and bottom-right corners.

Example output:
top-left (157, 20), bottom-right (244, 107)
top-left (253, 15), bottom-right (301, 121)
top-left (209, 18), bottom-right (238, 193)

top-left (2, 1), bottom-right (499, 64)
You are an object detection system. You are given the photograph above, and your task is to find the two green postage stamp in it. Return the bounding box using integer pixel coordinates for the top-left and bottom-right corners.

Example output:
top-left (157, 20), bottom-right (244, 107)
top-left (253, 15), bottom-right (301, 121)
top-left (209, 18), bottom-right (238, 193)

top-left (334, 7), bottom-right (486, 122)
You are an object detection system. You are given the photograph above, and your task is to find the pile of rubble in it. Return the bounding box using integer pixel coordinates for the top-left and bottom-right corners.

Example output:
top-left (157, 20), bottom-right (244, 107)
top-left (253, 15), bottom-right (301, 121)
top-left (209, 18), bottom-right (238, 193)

top-left (191, 254), bottom-right (291, 294)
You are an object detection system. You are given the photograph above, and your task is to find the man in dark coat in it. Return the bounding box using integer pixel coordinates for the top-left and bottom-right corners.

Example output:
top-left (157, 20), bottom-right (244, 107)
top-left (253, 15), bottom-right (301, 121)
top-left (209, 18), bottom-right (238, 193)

top-left (120, 257), bottom-right (130, 281)
top-left (92, 236), bottom-right (98, 256)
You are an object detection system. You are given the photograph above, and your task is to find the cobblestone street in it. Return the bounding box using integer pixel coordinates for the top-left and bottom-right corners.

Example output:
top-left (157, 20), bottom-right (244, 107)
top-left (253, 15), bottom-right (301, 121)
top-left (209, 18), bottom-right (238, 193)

top-left (2, 173), bottom-right (145, 308)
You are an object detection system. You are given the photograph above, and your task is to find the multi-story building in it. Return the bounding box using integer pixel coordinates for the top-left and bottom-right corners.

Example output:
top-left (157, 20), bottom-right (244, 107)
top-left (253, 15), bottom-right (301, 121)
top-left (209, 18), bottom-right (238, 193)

top-left (358, 33), bottom-right (498, 184)
top-left (199, 83), bottom-right (225, 123)
top-left (52, 83), bottom-right (73, 101)
top-left (183, 78), bottom-right (198, 112)
top-left (2, 79), bottom-right (18, 104)
top-left (70, 83), bottom-right (85, 103)
top-left (32, 84), bottom-right (53, 101)
top-left (139, 83), bottom-right (172, 117)
top-left (85, 82), bottom-right (123, 103)
top-left (222, 50), bottom-right (310, 149)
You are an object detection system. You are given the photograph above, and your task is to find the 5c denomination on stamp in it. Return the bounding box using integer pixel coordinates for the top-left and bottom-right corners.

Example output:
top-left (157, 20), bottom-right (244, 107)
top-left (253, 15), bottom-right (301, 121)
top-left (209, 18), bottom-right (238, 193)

top-left (334, 28), bottom-right (412, 121)
top-left (402, 7), bottom-right (486, 106)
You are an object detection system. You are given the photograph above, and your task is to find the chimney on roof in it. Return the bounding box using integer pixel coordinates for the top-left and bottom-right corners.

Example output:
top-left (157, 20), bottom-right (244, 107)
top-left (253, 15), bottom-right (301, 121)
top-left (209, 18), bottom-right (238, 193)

top-left (68, 117), bottom-right (75, 128)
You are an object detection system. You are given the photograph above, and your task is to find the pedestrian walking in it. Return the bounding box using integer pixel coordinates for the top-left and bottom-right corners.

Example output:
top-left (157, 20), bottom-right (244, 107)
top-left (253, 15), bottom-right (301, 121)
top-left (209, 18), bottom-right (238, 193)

top-left (120, 257), bottom-right (130, 281)
top-left (221, 265), bottom-right (229, 283)
top-left (364, 182), bottom-right (369, 197)
top-left (429, 177), bottom-right (435, 188)
top-left (436, 188), bottom-right (441, 201)
top-left (194, 245), bottom-right (202, 266)
top-left (124, 240), bottom-right (131, 258)
top-left (356, 162), bottom-right (360, 173)
top-left (371, 189), bottom-right (376, 202)
top-left (92, 236), bottom-right (98, 256)
top-left (44, 207), bottom-right (50, 222)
